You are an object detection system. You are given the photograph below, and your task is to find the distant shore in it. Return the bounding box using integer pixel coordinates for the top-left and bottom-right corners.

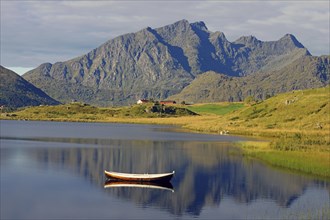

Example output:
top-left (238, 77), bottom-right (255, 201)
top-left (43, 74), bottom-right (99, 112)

top-left (1, 87), bottom-right (329, 178)
top-left (2, 114), bottom-right (329, 179)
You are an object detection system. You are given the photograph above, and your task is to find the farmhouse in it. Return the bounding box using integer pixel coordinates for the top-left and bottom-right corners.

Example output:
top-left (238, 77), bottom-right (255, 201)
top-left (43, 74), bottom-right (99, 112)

top-left (160, 100), bottom-right (176, 105)
top-left (137, 99), bottom-right (149, 104)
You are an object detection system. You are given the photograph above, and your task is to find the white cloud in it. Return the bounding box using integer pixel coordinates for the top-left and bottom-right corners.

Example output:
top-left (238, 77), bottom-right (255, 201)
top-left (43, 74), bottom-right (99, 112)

top-left (1, 0), bottom-right (329, 68)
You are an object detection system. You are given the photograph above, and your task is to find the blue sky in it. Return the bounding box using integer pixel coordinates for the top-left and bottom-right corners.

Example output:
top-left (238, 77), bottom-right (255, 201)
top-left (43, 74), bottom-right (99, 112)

top-left (1, 0), bottom-right (329, 75)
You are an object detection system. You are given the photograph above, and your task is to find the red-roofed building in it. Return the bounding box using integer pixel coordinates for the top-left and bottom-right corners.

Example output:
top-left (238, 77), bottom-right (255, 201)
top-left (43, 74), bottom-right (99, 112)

top-left (160, 100), bottom-right (176, 105)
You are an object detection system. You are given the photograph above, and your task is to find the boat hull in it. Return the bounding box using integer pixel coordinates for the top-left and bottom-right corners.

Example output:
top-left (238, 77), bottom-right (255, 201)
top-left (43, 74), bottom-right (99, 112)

top-left (104, 170), bottom-right (174, 182)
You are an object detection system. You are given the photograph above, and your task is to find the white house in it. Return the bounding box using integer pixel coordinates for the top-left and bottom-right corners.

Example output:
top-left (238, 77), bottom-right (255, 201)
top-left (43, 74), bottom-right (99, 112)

top-left (137, 99), bottom-right (149, 104)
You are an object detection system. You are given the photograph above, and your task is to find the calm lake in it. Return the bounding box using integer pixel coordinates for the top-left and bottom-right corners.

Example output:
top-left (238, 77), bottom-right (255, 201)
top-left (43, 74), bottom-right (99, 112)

top-left (1, 120), bottom-right (329, 219)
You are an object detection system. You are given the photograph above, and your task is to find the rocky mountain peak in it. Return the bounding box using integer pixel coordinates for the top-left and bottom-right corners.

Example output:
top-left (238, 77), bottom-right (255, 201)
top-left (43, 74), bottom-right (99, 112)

top-left (211, 31), bottom-right (228, 42)
top-left (234, 35), bottom-right (260, 45)
top-left (190, 21), bottom-right (208, 32)
top-left (279, 34), bottom-right (306, 49)
top-left (22, 19), bottom-right (317, 106)
top-left (145, 26), bottom-right (153, 32)
top-left (170, 19), bottom-right (190, 30)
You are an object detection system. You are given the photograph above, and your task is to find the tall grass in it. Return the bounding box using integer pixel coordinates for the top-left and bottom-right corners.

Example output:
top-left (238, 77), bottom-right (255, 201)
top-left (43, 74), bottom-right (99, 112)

top-left (237, 140), bottom-right (330, 178)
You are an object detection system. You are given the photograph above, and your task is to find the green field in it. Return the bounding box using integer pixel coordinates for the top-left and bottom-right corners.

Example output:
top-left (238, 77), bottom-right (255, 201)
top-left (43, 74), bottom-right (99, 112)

top-left (184, 87), bottom-right (330, 136)
top-left (187, 103), bottom-right (244, 115)
top-left (0, 102), bottom-right (196, 121)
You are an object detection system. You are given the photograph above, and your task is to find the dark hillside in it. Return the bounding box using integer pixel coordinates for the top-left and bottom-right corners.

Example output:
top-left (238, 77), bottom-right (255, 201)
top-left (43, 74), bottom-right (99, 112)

top-left (0, 66), bottom-right (60, 109)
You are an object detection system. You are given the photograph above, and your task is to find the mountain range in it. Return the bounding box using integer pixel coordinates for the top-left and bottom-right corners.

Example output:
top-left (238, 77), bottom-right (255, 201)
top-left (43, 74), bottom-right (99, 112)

top-left (170, 55), bottom-right (329, 103)
top-left (4, 19), bottom-right (329, 106)
top-left (0, 66), bottom-right (60, 109)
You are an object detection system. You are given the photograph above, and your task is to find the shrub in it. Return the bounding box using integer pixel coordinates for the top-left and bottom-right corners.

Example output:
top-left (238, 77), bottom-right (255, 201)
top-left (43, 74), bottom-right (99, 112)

top-left (230, 116), bottom-right (239, 121)
top-left (244, 96), bottom-right (256, 105)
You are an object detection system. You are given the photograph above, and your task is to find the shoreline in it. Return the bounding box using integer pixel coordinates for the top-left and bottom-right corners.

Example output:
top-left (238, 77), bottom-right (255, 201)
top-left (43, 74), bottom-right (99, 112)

top-left (1, 117), bottom-right (329, 179)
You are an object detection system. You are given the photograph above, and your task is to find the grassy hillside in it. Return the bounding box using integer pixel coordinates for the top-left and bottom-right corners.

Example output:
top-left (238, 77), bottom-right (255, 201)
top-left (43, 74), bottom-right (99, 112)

top-left (183, 87), bottom-right (330, 178)
top-left (2, 87), bottom-right (328, 135)
top-left (1, 102), bottom-right (196, 121)
top-left (184, 86), bottom-right (330, 136)
top-left (2, 87), bottom-right (328, 134)
top-left (186, 103), bottom-right (244, 115)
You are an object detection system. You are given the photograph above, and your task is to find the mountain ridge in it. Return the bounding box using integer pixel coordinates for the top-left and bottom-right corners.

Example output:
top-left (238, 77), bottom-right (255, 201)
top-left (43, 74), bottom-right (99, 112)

top-left (22, 19), bottom-right (319, 106)
top-left (170, 55), bottom-right (330, 103)
top-left (0, 66), bottom-right (61, 109)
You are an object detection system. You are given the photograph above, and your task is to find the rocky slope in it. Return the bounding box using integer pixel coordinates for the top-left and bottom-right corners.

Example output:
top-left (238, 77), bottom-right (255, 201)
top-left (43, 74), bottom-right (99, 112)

top-left (170, 55), bottom-right (330, 103)
top-left (0, 66), bottom-right (60, 109)
top-left (23, 19), bottom-right (312, 106)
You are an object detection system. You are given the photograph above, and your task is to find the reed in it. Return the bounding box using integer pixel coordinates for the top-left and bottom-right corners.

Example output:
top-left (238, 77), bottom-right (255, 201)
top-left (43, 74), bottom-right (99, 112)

top-left (237, 140), bottom-right (330, 178)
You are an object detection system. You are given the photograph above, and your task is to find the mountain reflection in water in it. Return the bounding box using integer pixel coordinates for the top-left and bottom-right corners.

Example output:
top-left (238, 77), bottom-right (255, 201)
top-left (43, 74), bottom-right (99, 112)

top-left (1, 121), bottom-right (329, 219)
top-left (5, 138), bottom-right (328, 217)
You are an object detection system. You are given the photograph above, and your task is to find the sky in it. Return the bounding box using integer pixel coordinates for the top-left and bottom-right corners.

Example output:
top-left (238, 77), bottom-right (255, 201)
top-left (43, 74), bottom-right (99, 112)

top-left (1, 0), bottom-right (329, 75)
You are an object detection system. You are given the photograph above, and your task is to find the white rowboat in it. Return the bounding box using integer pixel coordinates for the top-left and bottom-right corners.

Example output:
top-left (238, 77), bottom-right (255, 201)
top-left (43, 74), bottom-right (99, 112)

top-left (104, 170), bottom-right (175, 182)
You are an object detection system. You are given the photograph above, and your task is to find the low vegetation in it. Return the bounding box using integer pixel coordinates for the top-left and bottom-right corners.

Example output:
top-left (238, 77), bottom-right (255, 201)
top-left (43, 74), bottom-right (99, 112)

top-left (237, 140), bottom-right (329, 178)
top-left (183, 86), bottom-right (329, 136)
top-left (186, 103), bottom-right (244, 115)
top-left (183, 87), bottom-right (330, 178)
top-left (0, 102), bottom-right (196, 122)
top-left (1, 87), bottom-right (329, 177)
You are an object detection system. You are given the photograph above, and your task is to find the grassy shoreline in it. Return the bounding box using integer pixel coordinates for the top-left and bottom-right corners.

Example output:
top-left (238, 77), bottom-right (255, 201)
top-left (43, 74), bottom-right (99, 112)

top-left (2, 114), bottom-right (329, 179)
top-left (1, 87), bottom-right (329, 178)
top-left (237, 140), bottom-right (330, 179)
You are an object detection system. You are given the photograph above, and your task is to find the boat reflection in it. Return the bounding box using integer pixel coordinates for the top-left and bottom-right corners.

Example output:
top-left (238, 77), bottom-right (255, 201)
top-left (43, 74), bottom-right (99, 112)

top-left (104, 180), bottom-right (174, 192)
top-left (11, 139), bottom-right (330, 217)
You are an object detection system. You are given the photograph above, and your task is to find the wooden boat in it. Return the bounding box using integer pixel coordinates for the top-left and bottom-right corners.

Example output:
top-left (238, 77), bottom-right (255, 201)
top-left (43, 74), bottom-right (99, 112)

top-left (104, 180), bottom-right (174, 192)
top-left (104, 170), bottom-right (175, 182)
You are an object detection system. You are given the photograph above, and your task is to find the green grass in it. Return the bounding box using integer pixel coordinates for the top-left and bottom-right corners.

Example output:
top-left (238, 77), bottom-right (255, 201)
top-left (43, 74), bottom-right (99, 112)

top-left (232, 87), bottom-right (330, 131)
top-left (187, 103), bottom-right (244, 115)
top-left (186, 86), bottom-right (330, 178)
top-left (1, 102), bottom-right (196, 121)
top-left (256, 151), bottom-right (330, 177)
top-left (182, 87), bottom-right (330, 138)
top-left (237, 140), bottom-right (330, 178)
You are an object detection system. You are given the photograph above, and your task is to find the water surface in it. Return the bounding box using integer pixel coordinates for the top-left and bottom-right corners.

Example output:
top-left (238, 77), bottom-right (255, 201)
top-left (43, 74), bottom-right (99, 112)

top-left (1, 120), bottom-right (329, 219)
